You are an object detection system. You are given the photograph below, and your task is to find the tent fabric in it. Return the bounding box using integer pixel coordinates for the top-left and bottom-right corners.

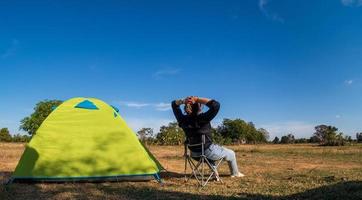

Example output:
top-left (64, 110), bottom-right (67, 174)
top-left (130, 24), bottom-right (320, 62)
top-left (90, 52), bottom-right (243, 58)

top-left (12, 97), bottom-right (162, 182)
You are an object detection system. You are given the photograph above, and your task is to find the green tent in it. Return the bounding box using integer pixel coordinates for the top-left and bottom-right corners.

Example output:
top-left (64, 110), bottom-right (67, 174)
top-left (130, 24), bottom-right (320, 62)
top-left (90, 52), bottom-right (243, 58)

top-left (11, 97), bottom-right (163, 182)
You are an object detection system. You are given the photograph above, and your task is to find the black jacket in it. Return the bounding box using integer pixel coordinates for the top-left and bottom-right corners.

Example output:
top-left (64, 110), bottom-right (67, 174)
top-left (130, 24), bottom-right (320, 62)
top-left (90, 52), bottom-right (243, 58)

top-left (171, 100), bottom-right (220, 152)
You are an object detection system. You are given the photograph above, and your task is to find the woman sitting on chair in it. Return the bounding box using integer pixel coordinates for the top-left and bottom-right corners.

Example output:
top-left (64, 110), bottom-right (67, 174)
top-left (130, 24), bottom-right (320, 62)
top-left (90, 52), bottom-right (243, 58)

top-left (171, 96), bottom-right (245, 178)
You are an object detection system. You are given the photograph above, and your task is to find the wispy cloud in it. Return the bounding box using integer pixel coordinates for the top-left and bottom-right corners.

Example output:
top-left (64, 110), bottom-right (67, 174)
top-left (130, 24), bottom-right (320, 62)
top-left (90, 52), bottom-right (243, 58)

top-left (335, 115), bottom-right (341, 119)
top-left (258, 0), bottom-right (284, 23)
top-left (125, 117), bottom-right (173, 133)
top-left (118, 101), bottom-right (171, 111)
top-left (152, 68), bottom-right (181, 79)
top-left (1, 39), bottom-right (19, 59)
top-left (341, 0), bottom-right (362, 7)
top-left (119, 101), bottom-right (150, 109)
top-left (154, 103), bottom-right (171, 111)
top-left (345, 79), bottom-right (354, 85)
top-left (261, 121), bottom-right (315, 139)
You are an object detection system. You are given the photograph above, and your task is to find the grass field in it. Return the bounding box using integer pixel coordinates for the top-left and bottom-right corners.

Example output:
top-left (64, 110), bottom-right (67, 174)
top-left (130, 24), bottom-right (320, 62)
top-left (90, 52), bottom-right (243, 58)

top-left (1, 143), bottom-right (361, 200)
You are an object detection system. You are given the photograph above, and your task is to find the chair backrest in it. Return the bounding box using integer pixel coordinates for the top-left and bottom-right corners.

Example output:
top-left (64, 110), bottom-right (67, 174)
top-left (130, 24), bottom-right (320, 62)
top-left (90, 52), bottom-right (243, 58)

top-left (184, 134), bottom-right (207, 159)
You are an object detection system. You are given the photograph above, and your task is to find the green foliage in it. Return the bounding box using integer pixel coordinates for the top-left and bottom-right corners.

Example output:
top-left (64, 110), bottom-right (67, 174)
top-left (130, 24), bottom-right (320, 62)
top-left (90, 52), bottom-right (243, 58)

top-left (211, 127), bottom-right (232, 145)
top-left (294, 138), bottom-right (309, 144)
top-left (137, 128), bottom-right (155, 145)
top-left (309, 135), bottom-right (321, 143)
top-left (217, 118), bottom-right (268, 144)
top-left (20, 99), bottom-right (62, 135)
top-left (0, 127), bottom-right (31, 143)
top-left (11, 134), bottom-right (31, 143)
top-left (156, 122), bottom-right (185, 145)
top-left (0, 128), bottom-right (12, 142)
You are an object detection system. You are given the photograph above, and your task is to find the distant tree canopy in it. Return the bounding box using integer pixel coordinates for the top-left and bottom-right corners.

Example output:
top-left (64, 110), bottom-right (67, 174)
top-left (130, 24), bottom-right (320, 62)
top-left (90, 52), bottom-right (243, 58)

top-left (0, 127), bottom-right (31, 143)
top-left (280, 133), bottom-right (295, 144)
top-left (356, 133), bottom-right (362, 143)
top-left (0, 128), bottom-right (12, 142)
top-left (272, 136), bottom-right (280, 144)
top-left (309, 135), bottom-right (321, 143)
top-left (20, 100), bottom-right (62, 135)
top-left (156, 122), bottom-right (185, 145)
top-left (313, 125), bottom-right (345, 146)
top-left (217, 119), bottom-right (268, 144)
top-left (137, 128), bottom-right (154, 145)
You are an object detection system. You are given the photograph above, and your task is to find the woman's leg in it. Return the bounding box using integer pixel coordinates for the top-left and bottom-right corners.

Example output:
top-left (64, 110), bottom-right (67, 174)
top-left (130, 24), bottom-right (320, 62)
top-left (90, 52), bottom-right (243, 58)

top-left (204, 144), bottom-right (240, 176)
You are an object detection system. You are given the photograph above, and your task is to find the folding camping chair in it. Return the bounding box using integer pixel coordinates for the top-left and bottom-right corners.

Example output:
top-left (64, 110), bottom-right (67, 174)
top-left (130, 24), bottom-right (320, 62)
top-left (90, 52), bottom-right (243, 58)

top-left (184, 134), bottom-right (224, 187)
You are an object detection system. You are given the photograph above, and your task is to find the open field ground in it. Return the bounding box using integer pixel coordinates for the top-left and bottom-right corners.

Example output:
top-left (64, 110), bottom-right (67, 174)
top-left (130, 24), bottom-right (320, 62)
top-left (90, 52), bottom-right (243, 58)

top-left (1, 143), bottom-right (361, 199)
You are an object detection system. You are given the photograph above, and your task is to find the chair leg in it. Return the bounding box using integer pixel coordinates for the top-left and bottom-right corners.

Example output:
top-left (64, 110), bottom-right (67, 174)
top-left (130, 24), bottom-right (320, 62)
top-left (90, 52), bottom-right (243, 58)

top-left (186, 156), bottom-right (202, 185)
top-left (185, 155), bottom-right (225, 187)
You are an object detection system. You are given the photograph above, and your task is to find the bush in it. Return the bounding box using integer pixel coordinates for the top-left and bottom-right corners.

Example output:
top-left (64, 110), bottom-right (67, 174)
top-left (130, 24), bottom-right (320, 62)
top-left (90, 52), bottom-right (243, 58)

top-left (11, 134), bottom-right (31, 143)
top-left (356, 133), bottom-right (362, 143)
top-left (0, 128), bottom-right (12, 142)
top-left (314, 125), bottom-right (347, 146)
top-left (280, 134), bottom-right (295, 144)
top-left (272, 136), bottom-right (280, 144)
top-left (217, 119), bottom-right (268, 144)
top-left (156, 122), bottom-right (185, 145)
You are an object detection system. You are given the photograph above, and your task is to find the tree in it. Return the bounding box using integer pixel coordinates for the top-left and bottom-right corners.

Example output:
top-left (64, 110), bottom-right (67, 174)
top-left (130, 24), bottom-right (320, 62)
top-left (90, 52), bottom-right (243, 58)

top-left (137, 128), bottom-right (154, 145)
top-left (280, 133), bottom-right (295, 144)
top-left (20, 100), bottom-right (62, 135)
top-left (156, 122), bottom-right (185, 145)
top-left (313, 125), bottom-right (337, 143)
top-left (211, 127), bottom-right (232, 145)
top-left (272, 136), bottom-right (280, 144)
top-left (295, 138), bottom-right (309, 144)
top-left (309, 135), bottom-right (321, 143)
top-left (356, 132), bottom-right (362, 143)
top-left (11, 134), bottom-right (31, 143)
top-left (217, 118), bottom-right (267, 144)
top-left (258, 128), bottom-right (270, 141)
top-left (0, 128), bottom-right (12, 142)
top-left (313, 125), bottom-right (345, 146)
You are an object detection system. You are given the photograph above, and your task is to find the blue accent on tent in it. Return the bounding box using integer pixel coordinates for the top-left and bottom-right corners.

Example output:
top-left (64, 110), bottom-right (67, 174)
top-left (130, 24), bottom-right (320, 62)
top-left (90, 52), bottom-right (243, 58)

top-left (75, 100), bottom-right (99, 110)
top-left (111, 105), bottom-right (119, 113)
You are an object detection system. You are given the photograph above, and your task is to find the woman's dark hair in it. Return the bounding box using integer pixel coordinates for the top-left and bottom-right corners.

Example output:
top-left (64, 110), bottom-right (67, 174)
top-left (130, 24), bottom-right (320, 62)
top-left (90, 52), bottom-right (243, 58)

top-left (184, 103), bottom-right (202, 116)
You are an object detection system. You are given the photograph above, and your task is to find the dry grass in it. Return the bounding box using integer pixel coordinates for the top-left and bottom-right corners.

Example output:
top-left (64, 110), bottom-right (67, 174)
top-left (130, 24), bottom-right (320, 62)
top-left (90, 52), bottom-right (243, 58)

top-left (1, 143), bottom-right (362, 199)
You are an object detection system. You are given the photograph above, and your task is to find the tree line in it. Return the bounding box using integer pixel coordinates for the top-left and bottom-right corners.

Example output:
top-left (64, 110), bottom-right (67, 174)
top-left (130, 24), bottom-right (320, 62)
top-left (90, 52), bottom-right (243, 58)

top-left (2, 99), bottom-right (362, 146)
top-left (139, 119), bottom-right (270, 146)
top-left (138, 121), bottom-right (362, 146)
top-left (0, 128), bottom-right (31, 142)
top-left (271, 125), bottom-right (362, 146)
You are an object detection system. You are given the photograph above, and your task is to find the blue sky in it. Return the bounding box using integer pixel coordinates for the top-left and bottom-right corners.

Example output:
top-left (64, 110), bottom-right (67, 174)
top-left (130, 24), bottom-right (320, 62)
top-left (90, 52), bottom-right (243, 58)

top-left (1, 0), bottom-right (362, 139)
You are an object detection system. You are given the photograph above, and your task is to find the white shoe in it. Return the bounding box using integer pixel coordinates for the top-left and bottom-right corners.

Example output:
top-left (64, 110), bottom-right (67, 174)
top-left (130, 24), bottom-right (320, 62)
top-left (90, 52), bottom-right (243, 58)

top-left (231, 172), bottom-right (245, 178)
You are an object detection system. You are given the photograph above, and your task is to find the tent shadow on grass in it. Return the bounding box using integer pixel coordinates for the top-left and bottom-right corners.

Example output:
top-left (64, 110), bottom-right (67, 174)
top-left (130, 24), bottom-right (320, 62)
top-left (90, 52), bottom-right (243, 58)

top-left (1, 180), bottom-right (361, 200)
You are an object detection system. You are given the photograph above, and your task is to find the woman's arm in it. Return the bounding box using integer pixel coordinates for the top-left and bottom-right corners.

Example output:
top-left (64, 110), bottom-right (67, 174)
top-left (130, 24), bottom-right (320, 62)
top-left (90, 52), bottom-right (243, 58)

top-left (185, 96), bottom-right (211, 105)
top-left (171, 99), bottom-right (186, 122)
top-left (195, 97), bottom-right (220, 122)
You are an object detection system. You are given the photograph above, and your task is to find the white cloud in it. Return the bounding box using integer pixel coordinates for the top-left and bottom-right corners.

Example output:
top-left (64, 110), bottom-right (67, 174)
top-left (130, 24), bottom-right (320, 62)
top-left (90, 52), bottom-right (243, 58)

top-left (335, 115), bottom-right (341, 119)
top-left (341, 0), bottom-right (362, 6)
top-left (152, 68), bottom-right (181, 79)
top-left (118, 101), bottom-right (171, 111)
top-left (258, 0), bottom-right (284, 23)
top-left (1, 39), bottom-right (19, 59)
top-left (119, 101), bottom-right (150, 109)
top-left (345, 79), bottom-right (353, 85)
top-left (124, 117), bottom-right (173, 134)
top-left (154, 103), bottom-right (171, 111)
top-left (261, 121), bottom-right (315, 139)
